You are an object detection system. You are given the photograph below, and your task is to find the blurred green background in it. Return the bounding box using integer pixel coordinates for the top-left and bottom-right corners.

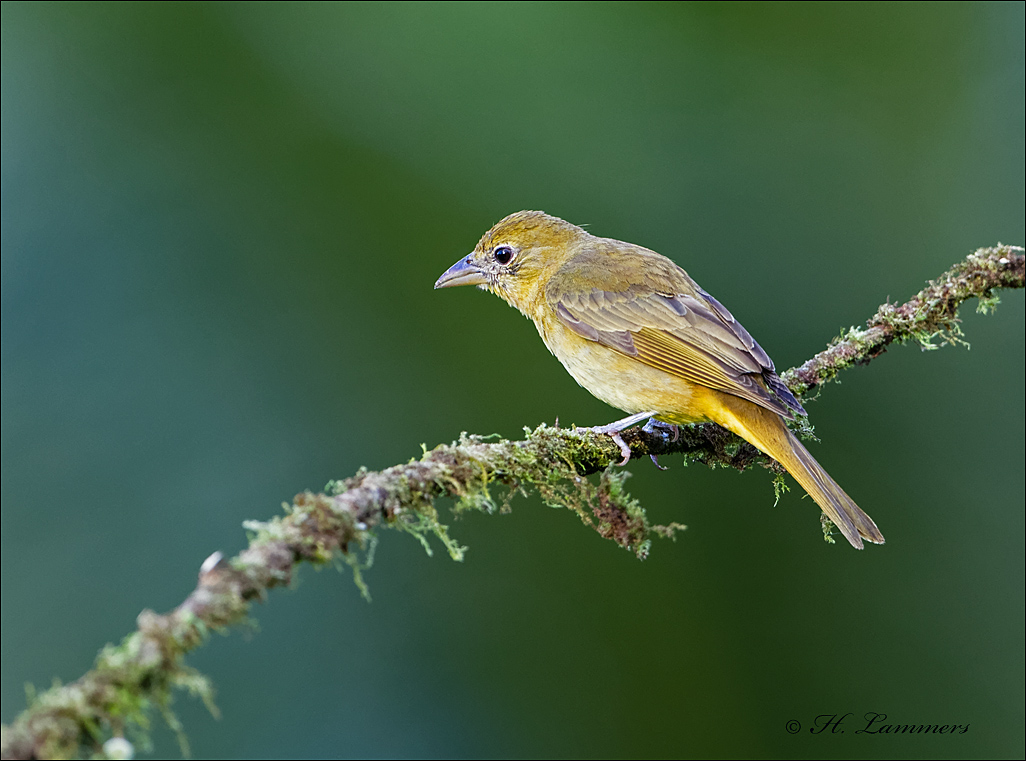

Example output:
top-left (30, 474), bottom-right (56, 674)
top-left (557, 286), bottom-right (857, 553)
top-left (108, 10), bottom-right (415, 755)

top-left (2, 2), bottom-right (1023, 758)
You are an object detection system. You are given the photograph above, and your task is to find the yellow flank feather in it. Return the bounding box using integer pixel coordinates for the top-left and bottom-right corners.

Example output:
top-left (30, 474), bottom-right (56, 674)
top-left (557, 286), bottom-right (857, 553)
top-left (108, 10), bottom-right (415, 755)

top-left (435, 210), bottom-right (884, 549)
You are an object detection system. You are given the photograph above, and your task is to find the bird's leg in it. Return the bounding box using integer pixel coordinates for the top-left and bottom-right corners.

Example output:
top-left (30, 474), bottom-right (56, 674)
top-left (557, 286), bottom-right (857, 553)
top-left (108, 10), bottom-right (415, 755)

top-left (642, 418), bottom-right (679, 469)
top-left (577, 411), bottom-right (659, 466)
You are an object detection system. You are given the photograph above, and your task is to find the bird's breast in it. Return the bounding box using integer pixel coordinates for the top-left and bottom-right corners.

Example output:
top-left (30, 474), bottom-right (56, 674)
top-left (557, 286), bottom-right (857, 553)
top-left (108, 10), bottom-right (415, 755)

top-left (533, 314), bottom-right (709, 425)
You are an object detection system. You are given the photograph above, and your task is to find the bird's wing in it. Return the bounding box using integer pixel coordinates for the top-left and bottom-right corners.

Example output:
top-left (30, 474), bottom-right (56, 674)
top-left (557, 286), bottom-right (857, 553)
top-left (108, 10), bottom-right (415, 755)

top-left (546, 252), bottom-right (805, 418)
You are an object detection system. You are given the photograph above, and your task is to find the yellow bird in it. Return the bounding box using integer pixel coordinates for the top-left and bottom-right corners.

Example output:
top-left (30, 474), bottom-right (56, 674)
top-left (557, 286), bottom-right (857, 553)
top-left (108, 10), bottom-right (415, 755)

top-left (435, 210), bottom-right (884, 549)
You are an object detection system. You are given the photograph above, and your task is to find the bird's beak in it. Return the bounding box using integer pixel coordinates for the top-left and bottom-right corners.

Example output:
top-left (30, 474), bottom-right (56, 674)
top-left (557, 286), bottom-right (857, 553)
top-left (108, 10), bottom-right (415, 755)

top-left (434, 255), bottom-right (488, 289)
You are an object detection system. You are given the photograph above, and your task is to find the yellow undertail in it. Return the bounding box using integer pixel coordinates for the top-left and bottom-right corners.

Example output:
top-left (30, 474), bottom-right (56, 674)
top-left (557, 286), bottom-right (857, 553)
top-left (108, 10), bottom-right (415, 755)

top-left (704, 391), bottom-right (885, 549)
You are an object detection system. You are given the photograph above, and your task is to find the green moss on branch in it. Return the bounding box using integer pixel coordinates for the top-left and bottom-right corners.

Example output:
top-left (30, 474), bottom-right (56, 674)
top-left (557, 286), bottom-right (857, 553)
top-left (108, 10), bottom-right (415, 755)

top-left (782, 244), bottom-right (1024, 395)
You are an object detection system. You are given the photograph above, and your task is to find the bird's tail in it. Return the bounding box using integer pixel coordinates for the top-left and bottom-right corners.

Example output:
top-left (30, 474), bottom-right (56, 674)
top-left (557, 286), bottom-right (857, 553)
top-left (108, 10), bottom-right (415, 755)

top-left (709, 393), bottom-right (885, 549)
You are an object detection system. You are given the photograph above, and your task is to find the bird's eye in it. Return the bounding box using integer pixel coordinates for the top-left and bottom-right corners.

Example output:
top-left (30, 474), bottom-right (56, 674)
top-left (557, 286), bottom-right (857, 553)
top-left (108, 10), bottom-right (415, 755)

top-left (493, 246), bottom-right (515, 266)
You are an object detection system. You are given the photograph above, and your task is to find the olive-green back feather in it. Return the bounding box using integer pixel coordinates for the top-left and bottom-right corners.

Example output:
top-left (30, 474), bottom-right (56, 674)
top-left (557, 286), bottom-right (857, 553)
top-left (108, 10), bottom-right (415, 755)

top-left (545, 246), bottom-right (805, 418)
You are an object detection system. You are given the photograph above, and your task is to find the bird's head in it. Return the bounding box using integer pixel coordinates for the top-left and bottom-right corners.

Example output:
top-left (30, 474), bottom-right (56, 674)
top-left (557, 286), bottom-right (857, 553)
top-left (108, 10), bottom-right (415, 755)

top-left (434, 210), bottom-right (587, 316)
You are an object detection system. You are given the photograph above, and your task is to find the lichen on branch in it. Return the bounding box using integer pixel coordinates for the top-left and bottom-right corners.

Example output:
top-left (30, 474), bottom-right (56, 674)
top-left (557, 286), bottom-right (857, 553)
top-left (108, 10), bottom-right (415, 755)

top-left (1, 244), bottom-right (1022, 761)
top-left (782, 244), bottom-right (1024, 395)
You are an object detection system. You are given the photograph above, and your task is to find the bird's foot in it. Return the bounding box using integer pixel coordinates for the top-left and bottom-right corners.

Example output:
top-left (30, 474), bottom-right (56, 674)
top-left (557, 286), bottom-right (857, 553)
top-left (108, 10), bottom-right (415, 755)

top-left (642, 418), bottom-right (679, 441)
top-left (641, 418), bottom-right (678, 469)
top-left (578, 411), bottom-right (659, 466)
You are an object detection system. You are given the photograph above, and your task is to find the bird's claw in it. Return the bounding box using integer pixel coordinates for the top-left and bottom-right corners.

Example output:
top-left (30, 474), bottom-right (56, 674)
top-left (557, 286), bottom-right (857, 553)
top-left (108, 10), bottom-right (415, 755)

top-left (641, 418), bottom-right (677, 469)
top-left (642, 418), bottom-right (679, 442)
top-left (579, 410), bottom-right (660, 466)
top-left (609, 432), bottom-right (632, 466)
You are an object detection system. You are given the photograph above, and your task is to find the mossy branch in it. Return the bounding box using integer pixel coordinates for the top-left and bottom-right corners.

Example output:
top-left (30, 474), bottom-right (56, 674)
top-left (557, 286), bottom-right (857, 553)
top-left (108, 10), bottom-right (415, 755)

top-left (1, 245), bottom-right (1022, 760)
top-left (782, 244), bottom-right (1025, 395)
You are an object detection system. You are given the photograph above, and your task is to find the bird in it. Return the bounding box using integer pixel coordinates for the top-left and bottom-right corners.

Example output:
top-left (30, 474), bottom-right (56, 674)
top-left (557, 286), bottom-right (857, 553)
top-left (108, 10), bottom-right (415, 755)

top-left (434, 210), bottom-right (884, 549)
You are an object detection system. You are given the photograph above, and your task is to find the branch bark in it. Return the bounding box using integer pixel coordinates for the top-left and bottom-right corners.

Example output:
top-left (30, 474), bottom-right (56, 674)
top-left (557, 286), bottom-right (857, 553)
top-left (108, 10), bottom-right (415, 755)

top-left (1, 245), bottom-right (1022, 760)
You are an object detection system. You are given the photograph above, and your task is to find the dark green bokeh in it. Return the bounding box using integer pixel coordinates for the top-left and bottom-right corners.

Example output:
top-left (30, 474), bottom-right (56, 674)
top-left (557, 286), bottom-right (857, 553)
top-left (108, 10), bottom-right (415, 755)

top-left (2, 2), bottom-right (1023, 758)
